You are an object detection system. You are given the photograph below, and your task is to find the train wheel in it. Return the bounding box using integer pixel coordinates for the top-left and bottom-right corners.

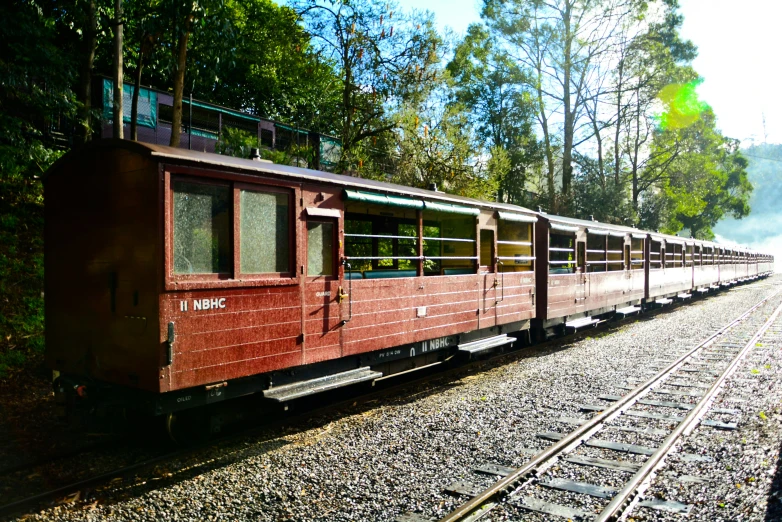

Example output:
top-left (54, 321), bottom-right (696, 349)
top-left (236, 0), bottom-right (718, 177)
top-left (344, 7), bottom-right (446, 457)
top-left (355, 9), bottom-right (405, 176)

top-left (165, 409), bottom-right (210, 445)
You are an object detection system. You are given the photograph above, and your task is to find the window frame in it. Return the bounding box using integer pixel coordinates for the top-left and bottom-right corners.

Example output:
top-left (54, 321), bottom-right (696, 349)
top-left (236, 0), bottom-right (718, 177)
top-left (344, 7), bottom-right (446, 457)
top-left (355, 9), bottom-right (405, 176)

top-left (164, 167), bottom-right (300, 291)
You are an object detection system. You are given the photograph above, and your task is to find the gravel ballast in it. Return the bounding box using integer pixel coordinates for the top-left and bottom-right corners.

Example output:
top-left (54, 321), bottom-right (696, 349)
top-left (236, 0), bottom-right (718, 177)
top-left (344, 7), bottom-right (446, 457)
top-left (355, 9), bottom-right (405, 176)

top-left (12, 277), bottom-right (782, 522)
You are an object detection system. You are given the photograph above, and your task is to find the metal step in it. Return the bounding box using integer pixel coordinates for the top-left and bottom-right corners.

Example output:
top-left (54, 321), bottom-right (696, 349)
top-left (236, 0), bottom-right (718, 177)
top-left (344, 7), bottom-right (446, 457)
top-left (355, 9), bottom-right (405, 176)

top-left (696, 287), bottom-right (709, 294)
top-left (263, 367), bottom-right (382, 402)
top-left (655, 297), bottom-right (673, 305)
top-left (677, 293), bottom-right (692, 300)
top-left (458, 334), bottom-right (514, 355)
top-left (616, 305), bottom-right (641, 316)
top-left (566, 316), bottom-right (599, 330)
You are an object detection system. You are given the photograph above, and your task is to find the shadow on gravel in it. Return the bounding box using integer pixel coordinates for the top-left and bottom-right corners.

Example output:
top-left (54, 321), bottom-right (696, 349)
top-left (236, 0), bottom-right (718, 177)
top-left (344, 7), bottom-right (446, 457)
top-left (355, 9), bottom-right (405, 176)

top-left (767, 442), bottom-right (782, 521)
top-left (91, 437), bottom-right (291, 508)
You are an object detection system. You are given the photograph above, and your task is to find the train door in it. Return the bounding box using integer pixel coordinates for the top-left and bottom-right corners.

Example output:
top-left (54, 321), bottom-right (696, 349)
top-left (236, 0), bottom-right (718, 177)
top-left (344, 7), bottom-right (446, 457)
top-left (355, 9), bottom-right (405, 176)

top-left (479, 228), bottom-right (497, 327)
top-left (576, 240), bottom-right (587, 305)
top-left (303, 216), bottom-right (342, 363)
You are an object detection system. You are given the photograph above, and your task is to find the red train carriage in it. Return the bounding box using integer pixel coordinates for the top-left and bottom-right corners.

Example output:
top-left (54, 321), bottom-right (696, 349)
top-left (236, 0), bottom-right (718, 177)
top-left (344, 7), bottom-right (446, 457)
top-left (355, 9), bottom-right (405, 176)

top-left (645, 233), bottom-right (694, 303)
top-left (44, 141), bottom-right (537, 418)
top-left (692, 241), bottom-right (721, 293)
top-left (533, 215), bottom-right (645, 332)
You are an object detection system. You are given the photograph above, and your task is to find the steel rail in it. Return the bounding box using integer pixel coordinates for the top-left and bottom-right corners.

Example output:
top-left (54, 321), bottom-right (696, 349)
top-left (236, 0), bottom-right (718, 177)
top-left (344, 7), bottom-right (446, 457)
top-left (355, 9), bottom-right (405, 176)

top-left (437, 288), bottom-right (781, 522)
top-left (595, 297), bottom-right (782, 522)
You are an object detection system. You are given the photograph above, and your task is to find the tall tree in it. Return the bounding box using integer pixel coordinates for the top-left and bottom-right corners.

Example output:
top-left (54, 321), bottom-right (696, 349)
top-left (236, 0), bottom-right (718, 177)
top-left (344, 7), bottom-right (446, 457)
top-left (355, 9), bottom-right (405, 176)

top-left (483, 0), bottom-right (642, 210)
top-left (294, 0), bottom-right (442, 173)
top-left (447, 23), bottom-right (541, 205)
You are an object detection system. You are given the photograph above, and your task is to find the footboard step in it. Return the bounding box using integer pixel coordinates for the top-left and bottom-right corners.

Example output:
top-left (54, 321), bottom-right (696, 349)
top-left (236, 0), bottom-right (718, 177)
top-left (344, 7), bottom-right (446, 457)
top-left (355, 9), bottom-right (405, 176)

top-left (677, 293), bottom-right (692, 300)
top-left (655, 297), bottom-right (673, 305)
top-left (638, 498), bottom-right (693, 515)
top-left (262, 367), bottom-right (382, 402)
top-left (616, 305), bottom-right (641, 316)
top-left (516, 496), bottom-right (594, 520)
top-left (566, 316), bottom-right (600, 329)
top-left (696, 288), bottom-right (710, 294)
top-left (458, 334), bottom-right (514, 355)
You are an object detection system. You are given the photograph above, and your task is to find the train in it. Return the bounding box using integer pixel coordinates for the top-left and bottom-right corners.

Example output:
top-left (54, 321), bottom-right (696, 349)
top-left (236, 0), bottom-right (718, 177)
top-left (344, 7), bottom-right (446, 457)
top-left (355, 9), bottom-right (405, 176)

top-left (43, 140), bottom-right (774, 436)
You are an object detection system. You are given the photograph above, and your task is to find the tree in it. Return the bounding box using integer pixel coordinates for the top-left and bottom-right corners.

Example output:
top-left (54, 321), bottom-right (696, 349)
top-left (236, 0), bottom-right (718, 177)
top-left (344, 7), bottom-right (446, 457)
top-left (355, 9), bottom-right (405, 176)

top-left (650, 109), bottom-right (752, 238)
top-left (483, 0), bottom-right (640, 211)
top-left (188, 0), bottom-right (342, 133)
top-left (447, 23), bottom-right (541, 205)
top-left (294, 0), bottom-right (442, 172)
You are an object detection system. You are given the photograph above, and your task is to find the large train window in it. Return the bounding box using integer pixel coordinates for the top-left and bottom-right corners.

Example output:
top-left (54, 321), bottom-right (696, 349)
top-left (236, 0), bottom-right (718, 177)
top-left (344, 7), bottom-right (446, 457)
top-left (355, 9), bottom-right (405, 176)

top-left (423, 210), bottom-right (477, 275)
top-left (549, 232), bottom-right (575, 274)
top-left (239, 188), bottom-right (291, 274)
top-left (607, 235), bottom-right (624, 272)
top-left (497, 219), bottom-right (534, 272)
top-left (586, 233), bottom-right (606, 273)
top-left (343, 207), bottom-right (418, 276)
top-left (630, 237), bottom-right (644, 269)
top-left (669, 243), bottom-right (683, 268)
top-left (173, 181), bottom-right (231, 275)
top-left (649, 240), bottom-right (663, 269)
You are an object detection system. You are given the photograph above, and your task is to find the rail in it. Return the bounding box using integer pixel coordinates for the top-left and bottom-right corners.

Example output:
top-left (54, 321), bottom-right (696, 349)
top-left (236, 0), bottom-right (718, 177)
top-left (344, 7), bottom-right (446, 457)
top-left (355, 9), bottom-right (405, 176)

top-left (436, 288), bottom-right (782, 522)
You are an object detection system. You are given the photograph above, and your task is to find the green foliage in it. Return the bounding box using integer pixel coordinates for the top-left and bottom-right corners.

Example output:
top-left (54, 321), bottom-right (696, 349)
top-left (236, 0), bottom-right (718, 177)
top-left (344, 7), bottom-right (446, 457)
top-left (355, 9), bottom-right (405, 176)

top-left (294, 0), bottom-right (444, 172)
top-left (447, 24), bottom-right (542, 204)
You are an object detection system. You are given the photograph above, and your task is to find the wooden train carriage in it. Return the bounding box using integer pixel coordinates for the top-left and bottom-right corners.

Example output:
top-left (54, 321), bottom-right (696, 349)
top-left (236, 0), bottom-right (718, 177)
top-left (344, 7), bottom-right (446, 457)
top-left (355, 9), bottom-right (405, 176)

top-left (759, 253), bottom-right (775, 276)
top-left (645, 233), bottom-right (693, 302)
top-left (693, 241), bottom-right (720, 292)
top-left (533, 215), bottom-right (644, 330)
top-left (717, 246), bottom-right (737, 285)
top-left (44, 140), bottom-right (537, 414)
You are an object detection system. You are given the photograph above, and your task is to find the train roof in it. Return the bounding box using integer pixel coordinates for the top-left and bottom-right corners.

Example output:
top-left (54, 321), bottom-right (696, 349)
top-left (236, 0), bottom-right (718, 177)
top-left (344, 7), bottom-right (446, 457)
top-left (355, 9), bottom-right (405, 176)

top-left (45, 139), bottom-right (539, 217)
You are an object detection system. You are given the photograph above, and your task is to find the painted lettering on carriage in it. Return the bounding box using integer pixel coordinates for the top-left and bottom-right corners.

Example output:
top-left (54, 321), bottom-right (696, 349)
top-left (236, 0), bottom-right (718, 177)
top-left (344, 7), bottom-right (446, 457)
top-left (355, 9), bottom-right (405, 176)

top-left (420, 336), bottom-right (449, 352)
top-left (179, 298), bottom-right (226, 313)
top-left (176, 395), bottom-right (192, 403)
top-left (316, 291), bottom-right (331, 297)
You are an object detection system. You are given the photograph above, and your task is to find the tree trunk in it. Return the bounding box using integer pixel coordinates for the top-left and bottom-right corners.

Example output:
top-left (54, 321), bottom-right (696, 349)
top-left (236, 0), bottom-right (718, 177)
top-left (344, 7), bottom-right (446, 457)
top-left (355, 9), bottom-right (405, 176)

top-left (75, 0), bottom-right (98, 146)
top-left (169, 16), bottom-right (193, 148)
top-left (614, 58), bottom-right (624, 186)
top-left (561, 1), bottom-right (573, 199)
top-left (130, 50), bottom-right (144, 141)
top-left (112, 0), bottom-right (124, 139)
top-left (631, 88), bottom-right (641, 210)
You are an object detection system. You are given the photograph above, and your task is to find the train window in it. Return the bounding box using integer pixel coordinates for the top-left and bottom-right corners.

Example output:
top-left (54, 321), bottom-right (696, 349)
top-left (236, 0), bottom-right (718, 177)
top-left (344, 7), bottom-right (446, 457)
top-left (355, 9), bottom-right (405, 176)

top-left (498, 221), bottom-right (534, 272)
top-left (586, 234), bottom-right (606, 273)
top-left (480, 229), bottom-right (495, 271)
top-left (607, 235), bottom-right (624, 272)
top-left (649, 240), bottom-right (662, 269)
top-left (422, 211), bottom-right (476, 275)
top-left (173, 181), bottom-right (231, 274)
top-left (549, 233), bottom-right (576, 274)
top-left (239, 189), bottom-right (290, 274)
top-left (307, 221), bottom-right (334, 277)
top-left (630, 238), bottom-right (644, 269)
top-left (669, 243), bottom-right (682, 268)
top-left (343, 203), bottom-right (419, 277)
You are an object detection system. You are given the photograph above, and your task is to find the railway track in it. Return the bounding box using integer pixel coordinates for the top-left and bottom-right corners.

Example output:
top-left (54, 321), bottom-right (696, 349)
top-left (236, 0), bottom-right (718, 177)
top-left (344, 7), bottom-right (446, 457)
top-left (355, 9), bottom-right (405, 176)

top-left (410, 289), bottom-right (782, 522)
top-left (0, 287), bottom-right (767, 520)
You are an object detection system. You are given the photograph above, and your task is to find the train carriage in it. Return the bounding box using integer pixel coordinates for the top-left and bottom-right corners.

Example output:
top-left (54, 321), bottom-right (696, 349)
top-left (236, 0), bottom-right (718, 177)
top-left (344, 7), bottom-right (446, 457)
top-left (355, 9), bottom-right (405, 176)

top-left (645, 233), bottom-right (694, 303)
top-left (533, 215), bottom-right (645, 332)
top-left (692, 241), bottom-right (721, 292)
top-left (44, 140), bottom-right (538, 418)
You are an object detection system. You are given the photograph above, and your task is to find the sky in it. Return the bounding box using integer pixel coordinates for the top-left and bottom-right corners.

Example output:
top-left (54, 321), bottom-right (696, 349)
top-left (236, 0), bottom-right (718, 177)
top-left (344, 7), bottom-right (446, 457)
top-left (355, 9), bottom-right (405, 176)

top-left (397, 0), bottom-right (782, 145)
